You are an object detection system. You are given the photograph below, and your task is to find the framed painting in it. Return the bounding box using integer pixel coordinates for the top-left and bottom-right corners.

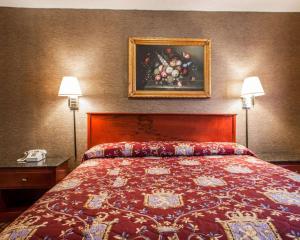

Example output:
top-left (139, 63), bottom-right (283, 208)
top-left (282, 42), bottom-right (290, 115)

top-left (128, 37), bottom-right (211, 98)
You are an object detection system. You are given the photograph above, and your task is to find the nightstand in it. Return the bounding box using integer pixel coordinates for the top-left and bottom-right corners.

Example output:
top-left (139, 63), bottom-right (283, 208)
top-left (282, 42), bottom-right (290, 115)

top-left (0, 157), bottom-right (70, 221)
top-left (259, 153), bottom-right (300, 174)
top-left (270, 161), bottom-right (300, 173)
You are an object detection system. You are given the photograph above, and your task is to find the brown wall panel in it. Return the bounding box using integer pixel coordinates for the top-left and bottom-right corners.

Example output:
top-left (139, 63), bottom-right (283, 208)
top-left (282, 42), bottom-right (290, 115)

top-left (0, 8), bottom-right (299, 165)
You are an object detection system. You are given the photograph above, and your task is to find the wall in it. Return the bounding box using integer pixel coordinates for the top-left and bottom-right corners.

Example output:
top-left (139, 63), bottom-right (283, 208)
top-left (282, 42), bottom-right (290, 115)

top-left (0, 7), bottom-right (300, 165)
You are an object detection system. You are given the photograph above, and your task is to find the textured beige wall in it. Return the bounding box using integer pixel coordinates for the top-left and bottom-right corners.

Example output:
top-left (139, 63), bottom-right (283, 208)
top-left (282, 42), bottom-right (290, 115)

top-left (0, 8), bottom-right (300, 165)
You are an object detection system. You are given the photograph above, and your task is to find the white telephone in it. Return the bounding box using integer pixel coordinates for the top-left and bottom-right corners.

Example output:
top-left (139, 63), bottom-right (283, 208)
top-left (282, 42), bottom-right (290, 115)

top-left (17, 149), bottom-right (47, 162)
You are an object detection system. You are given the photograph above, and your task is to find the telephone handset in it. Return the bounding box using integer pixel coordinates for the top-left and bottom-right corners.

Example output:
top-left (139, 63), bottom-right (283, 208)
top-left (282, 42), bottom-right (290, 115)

top-left (17, 149), bottom-right (47, 162)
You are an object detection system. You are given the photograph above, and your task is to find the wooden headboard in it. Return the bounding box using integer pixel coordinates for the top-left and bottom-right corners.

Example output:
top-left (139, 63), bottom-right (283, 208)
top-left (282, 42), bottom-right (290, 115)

top-left (87, 113), bottom-right (236, 149)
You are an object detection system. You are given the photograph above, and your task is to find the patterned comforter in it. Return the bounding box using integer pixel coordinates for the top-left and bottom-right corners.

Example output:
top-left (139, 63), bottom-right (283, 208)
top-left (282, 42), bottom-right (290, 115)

top-left (1, 142), bottom-right (300, 240)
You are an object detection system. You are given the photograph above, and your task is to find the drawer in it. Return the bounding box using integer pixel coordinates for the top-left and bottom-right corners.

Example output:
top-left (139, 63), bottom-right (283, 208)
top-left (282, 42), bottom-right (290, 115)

top-left (0, 169), bottom-right (54, 189)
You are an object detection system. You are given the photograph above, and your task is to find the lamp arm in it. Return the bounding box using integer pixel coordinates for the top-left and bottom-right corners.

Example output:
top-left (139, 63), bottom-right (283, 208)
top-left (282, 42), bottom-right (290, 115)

top-left (73, 109), bottom-right (77, 161)
top-left (68, 96), bottom-right (79, 110)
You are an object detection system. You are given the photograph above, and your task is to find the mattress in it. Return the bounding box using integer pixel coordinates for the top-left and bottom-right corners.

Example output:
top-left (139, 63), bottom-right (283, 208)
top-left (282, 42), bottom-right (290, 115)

top-left (1, 142), bottom-right (300, 239)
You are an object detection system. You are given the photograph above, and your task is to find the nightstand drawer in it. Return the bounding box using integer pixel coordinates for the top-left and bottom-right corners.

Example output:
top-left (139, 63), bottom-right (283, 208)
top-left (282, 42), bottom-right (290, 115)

top-left (0, 169), bottom-right (54, 189)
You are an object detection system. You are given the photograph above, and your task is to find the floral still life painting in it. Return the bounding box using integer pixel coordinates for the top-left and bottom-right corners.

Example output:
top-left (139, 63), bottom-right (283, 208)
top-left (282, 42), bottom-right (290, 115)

top-left (128, 38), bottom-right (211, 98)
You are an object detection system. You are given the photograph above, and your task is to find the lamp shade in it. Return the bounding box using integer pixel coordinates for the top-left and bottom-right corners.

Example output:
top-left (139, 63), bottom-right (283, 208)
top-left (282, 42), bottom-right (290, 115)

top-left (58, 76), bottom-right (82, 96)
top-left (241, 76), bottom-right (265, 97)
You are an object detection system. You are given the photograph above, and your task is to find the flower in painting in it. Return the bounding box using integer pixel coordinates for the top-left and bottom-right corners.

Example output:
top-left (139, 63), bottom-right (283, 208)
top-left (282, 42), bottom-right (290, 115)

top-left (141, 47), bottom-right (199, 89)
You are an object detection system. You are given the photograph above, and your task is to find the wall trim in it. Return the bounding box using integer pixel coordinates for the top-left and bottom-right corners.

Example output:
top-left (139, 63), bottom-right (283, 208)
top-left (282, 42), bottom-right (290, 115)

top-left (0, 0), bottom-right (300, 12)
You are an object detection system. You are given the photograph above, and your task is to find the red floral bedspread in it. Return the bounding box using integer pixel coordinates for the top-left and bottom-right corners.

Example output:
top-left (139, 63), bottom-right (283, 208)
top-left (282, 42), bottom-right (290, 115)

top-left (1, 142), bottom-right (300, 239)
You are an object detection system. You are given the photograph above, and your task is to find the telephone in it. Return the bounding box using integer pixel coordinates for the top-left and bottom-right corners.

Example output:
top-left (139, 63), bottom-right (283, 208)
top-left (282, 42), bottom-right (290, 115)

top-left (17, 149), bottom-right (47, 162)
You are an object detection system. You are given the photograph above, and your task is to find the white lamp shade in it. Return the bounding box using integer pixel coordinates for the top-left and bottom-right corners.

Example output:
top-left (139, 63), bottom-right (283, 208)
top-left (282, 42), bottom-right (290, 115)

top-left (241, 76), bottom-right (265, 97)
top-left (58, 76), bottom-right (82, 96)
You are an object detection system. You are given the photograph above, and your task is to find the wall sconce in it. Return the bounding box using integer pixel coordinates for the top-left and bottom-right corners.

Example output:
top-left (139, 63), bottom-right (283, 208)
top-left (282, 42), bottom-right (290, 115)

top-left (241, 76), bottom-right (265, 147)
top-left (58, 76), bottom-right (82, 161)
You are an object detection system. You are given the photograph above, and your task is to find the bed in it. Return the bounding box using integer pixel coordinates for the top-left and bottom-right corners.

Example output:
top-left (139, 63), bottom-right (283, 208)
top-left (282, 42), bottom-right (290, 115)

top-left (1, 113), bottom-right (299, 239)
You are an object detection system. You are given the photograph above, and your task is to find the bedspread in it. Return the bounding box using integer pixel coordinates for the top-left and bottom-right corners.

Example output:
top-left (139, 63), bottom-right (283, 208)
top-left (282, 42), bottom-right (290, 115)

top-left (1, 142), bottom-right (300, 239)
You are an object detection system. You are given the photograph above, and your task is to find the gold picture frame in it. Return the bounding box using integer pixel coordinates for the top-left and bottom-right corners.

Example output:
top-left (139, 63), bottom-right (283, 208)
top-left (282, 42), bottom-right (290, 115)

top-left (128, 37), bottom-right (211, 98)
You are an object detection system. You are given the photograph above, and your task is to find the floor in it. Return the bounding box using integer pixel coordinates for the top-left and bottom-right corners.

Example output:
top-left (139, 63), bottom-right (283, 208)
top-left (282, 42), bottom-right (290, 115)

top-left (0, 222), bottom-right (9, 232)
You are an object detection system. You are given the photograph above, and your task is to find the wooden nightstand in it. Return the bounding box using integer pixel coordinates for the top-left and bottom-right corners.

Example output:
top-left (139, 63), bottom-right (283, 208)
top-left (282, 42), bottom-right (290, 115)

top-left (258, 153), bottom-right (300, 174)
top-left (270, 161), bottom-right (300, 173)
top-left (0, 157), bottom-right (70, 221)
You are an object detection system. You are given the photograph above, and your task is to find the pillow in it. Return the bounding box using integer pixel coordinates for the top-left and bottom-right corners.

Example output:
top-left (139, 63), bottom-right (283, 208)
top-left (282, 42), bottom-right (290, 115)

top-left (82, 141), bottom-right (255, 161)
